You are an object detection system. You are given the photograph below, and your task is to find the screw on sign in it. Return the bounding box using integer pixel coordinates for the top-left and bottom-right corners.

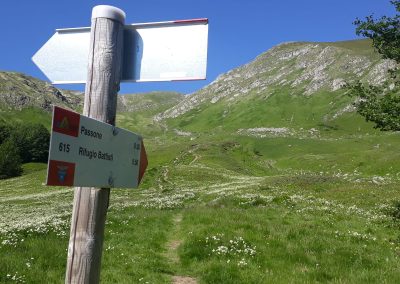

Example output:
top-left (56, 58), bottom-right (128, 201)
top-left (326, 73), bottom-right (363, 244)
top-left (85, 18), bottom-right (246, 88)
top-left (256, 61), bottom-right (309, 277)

top-left (32, 5), bottom-right (208, 284)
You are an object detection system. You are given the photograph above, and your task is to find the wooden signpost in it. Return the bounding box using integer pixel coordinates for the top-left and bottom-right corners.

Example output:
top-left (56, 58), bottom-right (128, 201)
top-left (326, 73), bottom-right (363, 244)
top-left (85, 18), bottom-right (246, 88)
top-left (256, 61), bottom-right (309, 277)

top-left (64, 6), bottom-right (125, 283)
top-left (32, 5), bottom-right (208, 284)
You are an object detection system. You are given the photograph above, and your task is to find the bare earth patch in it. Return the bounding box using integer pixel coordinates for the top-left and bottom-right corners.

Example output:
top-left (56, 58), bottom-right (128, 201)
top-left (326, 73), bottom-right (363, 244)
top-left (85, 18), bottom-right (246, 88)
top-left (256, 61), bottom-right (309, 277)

top-left (172, 276), bottom-right (198, 284)
top-left (168, 239), bottom-right (182, 251)
top-left (168, 214), bottom-right (198, 284)
top-left (167, 214), bottom-right (183, 261)
top-left (167, 239), bottom-right (182, 263)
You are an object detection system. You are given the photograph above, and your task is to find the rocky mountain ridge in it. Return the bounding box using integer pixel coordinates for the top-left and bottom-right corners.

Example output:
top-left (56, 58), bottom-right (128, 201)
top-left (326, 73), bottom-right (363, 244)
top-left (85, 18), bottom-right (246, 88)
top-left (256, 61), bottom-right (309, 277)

top-left (155, 40), bottom-right (396, 121)
top-left (0, 71), bottom-right (83, 111)
top-left (0, 71), bottom-right (184, 115)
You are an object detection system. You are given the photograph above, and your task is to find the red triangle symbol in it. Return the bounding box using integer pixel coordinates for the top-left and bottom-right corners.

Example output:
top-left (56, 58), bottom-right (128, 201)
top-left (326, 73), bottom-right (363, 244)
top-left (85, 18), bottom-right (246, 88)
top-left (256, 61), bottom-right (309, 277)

top-left (138, 140), bottom-right (148, 185)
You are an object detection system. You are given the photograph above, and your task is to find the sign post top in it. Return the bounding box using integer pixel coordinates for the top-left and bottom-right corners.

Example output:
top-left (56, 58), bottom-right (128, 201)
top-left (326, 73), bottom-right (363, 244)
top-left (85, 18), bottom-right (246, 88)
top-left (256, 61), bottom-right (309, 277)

top-left (92, 5), bottom-right (126, 23)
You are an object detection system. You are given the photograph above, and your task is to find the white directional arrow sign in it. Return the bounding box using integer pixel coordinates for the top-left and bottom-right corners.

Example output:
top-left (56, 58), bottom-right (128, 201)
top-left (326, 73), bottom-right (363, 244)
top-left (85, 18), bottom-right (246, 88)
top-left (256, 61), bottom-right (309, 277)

top-left (32, 19), bottom-right (208, 84)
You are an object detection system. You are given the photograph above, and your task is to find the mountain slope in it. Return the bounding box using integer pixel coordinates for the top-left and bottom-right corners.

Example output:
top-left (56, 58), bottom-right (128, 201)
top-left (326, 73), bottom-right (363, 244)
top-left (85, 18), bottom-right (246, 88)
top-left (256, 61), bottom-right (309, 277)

top-left (118, 92), bottom-right (184, 114)
top-left (0, 40), bottom-right (395, 135)
top-left (0, 71), bottom-right (83, 111)
top-left (156, 40), bottom-right (395, 133)
top-left (0, 71), bottom-right (184, 128)
top-left (117, 92), bottom-right (184, 135)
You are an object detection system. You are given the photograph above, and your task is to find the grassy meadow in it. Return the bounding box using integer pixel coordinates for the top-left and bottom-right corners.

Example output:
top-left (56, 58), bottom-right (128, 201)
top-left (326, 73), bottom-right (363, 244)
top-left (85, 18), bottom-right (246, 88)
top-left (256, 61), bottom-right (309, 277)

top-left (1, 104), bottom-right (400, 283)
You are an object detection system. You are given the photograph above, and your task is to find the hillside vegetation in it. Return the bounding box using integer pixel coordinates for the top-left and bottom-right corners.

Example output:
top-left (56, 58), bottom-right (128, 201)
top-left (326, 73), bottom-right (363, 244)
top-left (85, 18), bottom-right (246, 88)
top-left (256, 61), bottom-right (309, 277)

top-left (0, 40), bottom-right (399, 283)
top-left (157, 40), bottom-right (394, 133)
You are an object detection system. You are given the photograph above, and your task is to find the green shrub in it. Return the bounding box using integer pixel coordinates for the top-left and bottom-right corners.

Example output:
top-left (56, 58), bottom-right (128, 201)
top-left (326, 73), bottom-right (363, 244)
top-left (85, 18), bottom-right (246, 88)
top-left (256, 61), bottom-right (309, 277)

top-left (391, 201), bottom-right (400, 221)
top-left (0, 139), bottom-right (22, 179)
top-left (9, 123), bottom-right (50, 163)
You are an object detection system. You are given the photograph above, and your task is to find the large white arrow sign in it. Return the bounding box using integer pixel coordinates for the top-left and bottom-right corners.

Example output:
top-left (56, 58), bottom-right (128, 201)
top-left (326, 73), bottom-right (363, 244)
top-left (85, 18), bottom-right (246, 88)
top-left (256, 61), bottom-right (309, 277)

top-left (32, 19), bottom-right (208, 84)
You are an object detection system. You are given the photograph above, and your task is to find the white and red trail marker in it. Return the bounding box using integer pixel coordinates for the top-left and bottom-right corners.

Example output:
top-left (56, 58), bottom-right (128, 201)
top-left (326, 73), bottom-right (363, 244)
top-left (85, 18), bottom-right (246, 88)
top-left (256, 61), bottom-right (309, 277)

top-left (47, 106), bottom-right (148, 188)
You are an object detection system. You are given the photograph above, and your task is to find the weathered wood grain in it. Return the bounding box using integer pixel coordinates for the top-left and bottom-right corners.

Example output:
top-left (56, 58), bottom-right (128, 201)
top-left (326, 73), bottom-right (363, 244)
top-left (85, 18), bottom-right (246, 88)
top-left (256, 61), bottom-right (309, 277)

top-left (65, 11), bottom-right (124, 284)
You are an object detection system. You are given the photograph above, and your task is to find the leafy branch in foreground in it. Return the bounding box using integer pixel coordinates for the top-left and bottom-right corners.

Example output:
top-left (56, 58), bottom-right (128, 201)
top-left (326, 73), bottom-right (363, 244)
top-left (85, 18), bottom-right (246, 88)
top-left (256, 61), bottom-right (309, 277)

top-left (347, 82), bottom-right (400, 131)
top-left (354, 0), bottom-right (400, 62)
top-left (349, 0), bottom-right (400, 131)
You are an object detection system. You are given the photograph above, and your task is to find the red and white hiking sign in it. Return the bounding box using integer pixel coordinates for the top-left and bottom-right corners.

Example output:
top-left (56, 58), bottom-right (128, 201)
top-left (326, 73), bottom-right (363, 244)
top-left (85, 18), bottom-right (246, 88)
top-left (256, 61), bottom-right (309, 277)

top-left (47, 106), bottom-right (148, 188)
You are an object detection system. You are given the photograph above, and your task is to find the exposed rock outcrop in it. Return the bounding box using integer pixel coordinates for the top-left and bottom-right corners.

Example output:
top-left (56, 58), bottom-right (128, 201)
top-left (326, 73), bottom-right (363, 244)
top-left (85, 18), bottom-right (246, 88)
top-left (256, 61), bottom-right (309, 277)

top-left (155, 40), bottom-right (396, 121)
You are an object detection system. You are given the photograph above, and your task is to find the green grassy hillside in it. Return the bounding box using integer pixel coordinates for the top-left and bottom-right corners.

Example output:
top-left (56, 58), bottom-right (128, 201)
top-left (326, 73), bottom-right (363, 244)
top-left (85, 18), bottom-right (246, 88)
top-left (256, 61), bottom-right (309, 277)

top-left (157, 39), bottom-right (393, 129)
top-left (322, 39), bottom-right (380, 58)
top-left (166, 89), bottom-right (376, 135)
top-left (117, 92), bottom-right (183, 135)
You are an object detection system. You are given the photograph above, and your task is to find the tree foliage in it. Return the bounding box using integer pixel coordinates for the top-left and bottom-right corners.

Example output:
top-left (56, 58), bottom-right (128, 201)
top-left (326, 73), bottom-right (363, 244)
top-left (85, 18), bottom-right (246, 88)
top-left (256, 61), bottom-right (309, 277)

top-left (27, 124), bottom-right (50, 162)
top-left (0, 123), bottom-right (12, 144)
top-left (0, 122), bottom-right (50, 179)
top-left (349, 0), bottom-right (400, 131)
top-left (347, 82), bottom-right (400, 130)
top-left (354, 1), bottom-right (400, 62)
top-left (8, 123), bottom-right (50, 163)
top-left (0, 139), bottom-right (22, 179)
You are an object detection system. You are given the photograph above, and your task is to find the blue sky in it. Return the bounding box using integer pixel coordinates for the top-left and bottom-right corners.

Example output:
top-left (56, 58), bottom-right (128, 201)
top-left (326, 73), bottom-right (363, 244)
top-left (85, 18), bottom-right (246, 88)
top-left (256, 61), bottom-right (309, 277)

top-left (0, 0), bottom-right (395, 95)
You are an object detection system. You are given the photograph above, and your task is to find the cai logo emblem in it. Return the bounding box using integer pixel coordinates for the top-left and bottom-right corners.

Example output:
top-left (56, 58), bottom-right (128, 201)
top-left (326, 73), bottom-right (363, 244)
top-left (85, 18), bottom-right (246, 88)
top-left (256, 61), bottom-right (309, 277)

top-left (57, 117), bottom-right (70, 130)
top-left (57, 165), bottom-right (69, 183)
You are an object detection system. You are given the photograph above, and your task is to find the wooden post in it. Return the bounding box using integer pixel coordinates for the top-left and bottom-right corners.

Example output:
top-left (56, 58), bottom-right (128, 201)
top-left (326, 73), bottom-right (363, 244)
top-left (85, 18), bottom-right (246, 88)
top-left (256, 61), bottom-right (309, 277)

top-left (65, 5), bottom-right (125, 284)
